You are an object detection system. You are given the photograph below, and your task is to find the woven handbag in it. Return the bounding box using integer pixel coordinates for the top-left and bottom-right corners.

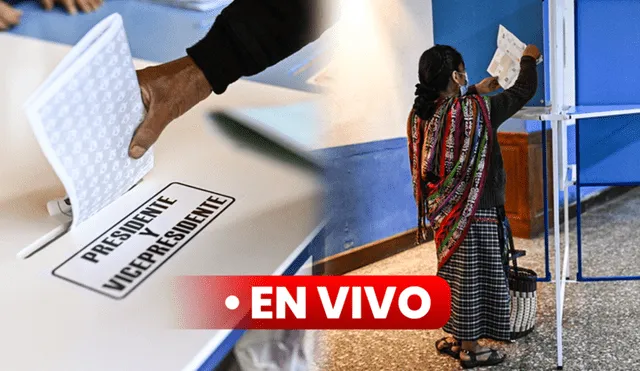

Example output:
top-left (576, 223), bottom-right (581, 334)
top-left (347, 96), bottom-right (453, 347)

top-left (506, 228), bottom-right (538, 340)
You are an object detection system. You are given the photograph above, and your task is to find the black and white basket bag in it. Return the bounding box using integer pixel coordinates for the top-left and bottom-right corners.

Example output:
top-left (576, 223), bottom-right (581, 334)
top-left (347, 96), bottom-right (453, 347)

top-left (506, 223), bottom-right (538, 340)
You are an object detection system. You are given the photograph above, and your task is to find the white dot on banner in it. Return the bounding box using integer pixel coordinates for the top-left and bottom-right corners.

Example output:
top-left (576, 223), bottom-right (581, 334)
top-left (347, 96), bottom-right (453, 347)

top-left (225, 295), bottom-right (240, 310)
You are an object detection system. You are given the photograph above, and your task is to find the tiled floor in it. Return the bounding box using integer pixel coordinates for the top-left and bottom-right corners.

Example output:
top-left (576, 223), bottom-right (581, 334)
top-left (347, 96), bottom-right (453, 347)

top-left (314, 188), bottom-right (640, 370)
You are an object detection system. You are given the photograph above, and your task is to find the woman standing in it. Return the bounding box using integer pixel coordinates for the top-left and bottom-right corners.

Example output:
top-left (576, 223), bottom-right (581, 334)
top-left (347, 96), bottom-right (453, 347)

top-left (407, 44), bottom-right (540, 369)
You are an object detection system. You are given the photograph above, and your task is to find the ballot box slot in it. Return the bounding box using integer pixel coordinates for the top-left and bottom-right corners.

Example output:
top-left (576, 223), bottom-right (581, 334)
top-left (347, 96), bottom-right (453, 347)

top-left (16, 179), bottom-right (145, 260)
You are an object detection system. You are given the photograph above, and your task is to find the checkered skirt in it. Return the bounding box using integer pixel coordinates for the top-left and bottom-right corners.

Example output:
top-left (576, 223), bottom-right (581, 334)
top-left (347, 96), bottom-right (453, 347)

top-left (437, 207), bottom-right (511, 342)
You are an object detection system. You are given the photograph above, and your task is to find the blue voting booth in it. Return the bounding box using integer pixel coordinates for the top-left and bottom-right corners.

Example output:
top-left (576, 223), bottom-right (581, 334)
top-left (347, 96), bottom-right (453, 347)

top-left (436, 0), bottom-right (640, 279)
top-left (574, 0), bottom-right (640, 282)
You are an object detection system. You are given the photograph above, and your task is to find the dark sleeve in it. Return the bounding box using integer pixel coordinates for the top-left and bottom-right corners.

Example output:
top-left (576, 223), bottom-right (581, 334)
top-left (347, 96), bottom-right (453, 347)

top-left (186, 0), bottom-right (334, 95)
top-left (489, 56), bottom-right (538, 127)
top-left (467, 85), bottom-right (478, 95)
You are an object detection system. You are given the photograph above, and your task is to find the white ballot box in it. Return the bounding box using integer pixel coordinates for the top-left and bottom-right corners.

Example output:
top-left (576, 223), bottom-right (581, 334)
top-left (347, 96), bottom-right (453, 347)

top-left (0, 27), bottom-right (323, 371)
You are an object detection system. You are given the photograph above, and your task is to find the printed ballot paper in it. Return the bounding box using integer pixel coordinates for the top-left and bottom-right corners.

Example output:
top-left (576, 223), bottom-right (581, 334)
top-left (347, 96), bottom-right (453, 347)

top-left (24, 14), bottom-right (153, 230)
top-left (487, 25), bottom-right (542, 90)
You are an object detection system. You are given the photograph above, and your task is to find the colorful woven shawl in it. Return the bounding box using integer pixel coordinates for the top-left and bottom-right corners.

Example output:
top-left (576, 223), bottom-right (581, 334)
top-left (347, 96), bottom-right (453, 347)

top-left (407, 95), bottom-right (493, 269)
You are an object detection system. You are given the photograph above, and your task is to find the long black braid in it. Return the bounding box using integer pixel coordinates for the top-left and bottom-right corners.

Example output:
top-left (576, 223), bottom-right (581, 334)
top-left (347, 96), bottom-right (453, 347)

top-left (412, 45), bottom-right (464, 120)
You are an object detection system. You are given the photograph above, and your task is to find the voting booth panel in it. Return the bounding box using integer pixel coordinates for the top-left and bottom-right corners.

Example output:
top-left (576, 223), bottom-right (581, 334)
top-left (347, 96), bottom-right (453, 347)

top-left (577, 116), bottom-right (640, 185)
top-left (575, 0), bottom-right (640, 186)
top-left (575, 1), bottom-right (640, 107)
top-left (571, 0), bottom-right (640, 283)
top-left (575, 116), bottom-right (640, 281)
top-left (574, 0), bottom-right (640, 185)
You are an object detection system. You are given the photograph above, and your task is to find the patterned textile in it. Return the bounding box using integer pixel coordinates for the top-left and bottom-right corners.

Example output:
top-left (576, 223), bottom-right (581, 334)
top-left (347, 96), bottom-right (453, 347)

top-left (437, 208), bottom-right (511, 342)
top-left (407, 95), bottom-right (493, 269)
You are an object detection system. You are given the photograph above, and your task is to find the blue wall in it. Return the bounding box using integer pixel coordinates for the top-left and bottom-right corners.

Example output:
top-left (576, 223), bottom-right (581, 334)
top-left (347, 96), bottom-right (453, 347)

top-left (319, 139), bottom-right (417, 256)
top-left (431, 0), bottom-right (546, 108)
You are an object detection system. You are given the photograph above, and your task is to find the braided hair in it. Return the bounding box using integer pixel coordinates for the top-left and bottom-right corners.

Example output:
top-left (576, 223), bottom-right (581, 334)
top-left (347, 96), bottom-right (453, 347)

top-left (413, 45), bottom-right (464, 120)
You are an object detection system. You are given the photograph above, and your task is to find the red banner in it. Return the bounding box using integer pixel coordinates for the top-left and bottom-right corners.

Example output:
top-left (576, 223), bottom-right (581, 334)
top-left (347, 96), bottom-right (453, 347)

top-left (174, 275), bottom-right (450, 330)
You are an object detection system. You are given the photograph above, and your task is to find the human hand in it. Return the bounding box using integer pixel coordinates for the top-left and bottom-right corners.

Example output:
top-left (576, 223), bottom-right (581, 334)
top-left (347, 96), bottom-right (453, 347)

top-left (475, 77), bottom-right (501, 95)
top-left (129, 56), bottom-right (212, 159)
top-left (40, 0), bottom-right (103, 15)
top-left (0, 1), bottom-right (21, 30)
top-left (523, 44), bottom-right (541, 61)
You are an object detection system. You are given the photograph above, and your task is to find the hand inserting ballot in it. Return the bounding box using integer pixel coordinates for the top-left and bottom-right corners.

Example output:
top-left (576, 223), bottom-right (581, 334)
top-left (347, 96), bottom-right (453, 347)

top-left (129, 56), bottom-right (212, 160)
top-left (126, 0), bottom-right (334, 159)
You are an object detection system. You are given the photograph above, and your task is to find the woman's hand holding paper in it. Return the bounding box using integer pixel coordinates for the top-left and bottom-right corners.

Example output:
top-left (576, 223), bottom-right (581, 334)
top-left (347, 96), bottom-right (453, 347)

top-left (523, 44), bottom-right (541, 61)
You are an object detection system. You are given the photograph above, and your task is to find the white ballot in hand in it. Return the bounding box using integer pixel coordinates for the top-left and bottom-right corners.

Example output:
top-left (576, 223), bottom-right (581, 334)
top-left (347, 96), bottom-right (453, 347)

top-left (24, 14), bottom-right (153, 229)
top-left (487, 25), bottom-right (541, 90)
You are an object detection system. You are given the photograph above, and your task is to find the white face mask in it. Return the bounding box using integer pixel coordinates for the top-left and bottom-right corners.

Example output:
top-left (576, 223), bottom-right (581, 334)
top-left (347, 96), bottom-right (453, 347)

top-left (459, 72), bottom-right (469, 96)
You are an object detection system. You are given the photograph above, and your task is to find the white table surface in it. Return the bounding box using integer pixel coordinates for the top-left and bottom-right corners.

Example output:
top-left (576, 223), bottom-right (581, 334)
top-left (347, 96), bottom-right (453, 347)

top-left (0, 33), bottom-right (323, 371)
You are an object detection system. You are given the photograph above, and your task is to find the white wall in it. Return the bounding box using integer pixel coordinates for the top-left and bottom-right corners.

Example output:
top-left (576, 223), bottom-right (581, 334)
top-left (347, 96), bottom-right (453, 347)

top-left (318, 0), bottom-right (435, 148)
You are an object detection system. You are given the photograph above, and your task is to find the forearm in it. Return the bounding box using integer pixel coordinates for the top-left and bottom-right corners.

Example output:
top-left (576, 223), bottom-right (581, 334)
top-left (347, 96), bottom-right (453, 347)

top-left (186, 0), bottom-right (333, 95)
top-left (489, 56), bottom-right (538, 126)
